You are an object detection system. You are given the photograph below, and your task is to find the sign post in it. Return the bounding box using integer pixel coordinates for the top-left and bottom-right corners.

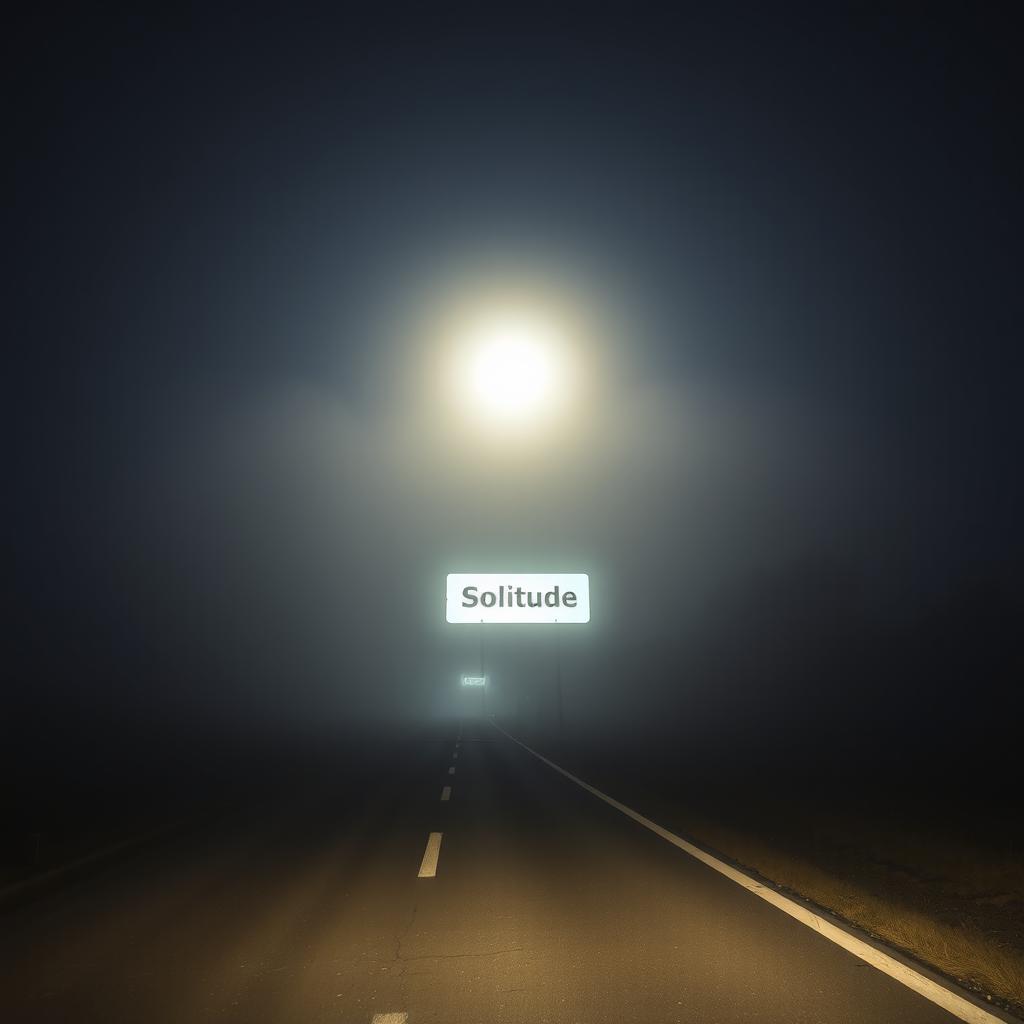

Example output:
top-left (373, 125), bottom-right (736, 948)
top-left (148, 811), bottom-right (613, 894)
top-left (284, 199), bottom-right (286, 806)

top-left (461, 674), bottom-right (487, 715)
top-left (447, 573), bottom-right (590, 730)
top-left (555, 622), bottom-right (564, 732)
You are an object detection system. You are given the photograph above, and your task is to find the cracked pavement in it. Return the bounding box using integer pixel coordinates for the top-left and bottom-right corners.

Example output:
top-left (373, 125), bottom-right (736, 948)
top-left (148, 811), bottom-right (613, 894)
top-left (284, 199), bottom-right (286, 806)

top-left (1, 719), bottom-right (968, 1023)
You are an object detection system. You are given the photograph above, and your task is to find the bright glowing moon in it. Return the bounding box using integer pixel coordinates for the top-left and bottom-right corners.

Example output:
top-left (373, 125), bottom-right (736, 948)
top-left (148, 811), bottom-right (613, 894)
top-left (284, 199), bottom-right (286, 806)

top-left (458, 310), bottom-right (562, 423)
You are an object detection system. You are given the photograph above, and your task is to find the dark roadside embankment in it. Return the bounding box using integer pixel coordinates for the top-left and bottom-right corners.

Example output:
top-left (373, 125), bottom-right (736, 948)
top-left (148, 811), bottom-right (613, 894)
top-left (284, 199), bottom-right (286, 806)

top-left (502, 718), bottom-right (1024, 1019)
top-left (493, 569), bottom-right (1024, 1016)
top-left (0, 719), bottom-right (431, 905)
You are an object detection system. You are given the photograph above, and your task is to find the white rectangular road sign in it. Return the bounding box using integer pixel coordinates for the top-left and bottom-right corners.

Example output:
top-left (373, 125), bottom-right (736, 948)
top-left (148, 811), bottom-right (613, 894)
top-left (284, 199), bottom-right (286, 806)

top-left (461, 675), bottom-right (487, 686)
top-left (446, 573), bottom-right (590, 624)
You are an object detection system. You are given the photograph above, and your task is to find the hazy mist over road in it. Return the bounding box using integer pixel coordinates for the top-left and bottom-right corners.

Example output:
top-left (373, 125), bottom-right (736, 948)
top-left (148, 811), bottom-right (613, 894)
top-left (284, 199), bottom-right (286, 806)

top-left (6, 10), bottom-right (1022, 1021)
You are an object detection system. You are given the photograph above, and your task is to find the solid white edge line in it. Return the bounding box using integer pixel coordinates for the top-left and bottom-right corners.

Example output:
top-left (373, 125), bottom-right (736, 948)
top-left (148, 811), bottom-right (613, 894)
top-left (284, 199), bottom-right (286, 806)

top-left (491, 722), bottom-right (1009, 1024)
top-left (441, 785), bottom-right (451, 801)
top-left (417, 832), bottom-right (443, 878)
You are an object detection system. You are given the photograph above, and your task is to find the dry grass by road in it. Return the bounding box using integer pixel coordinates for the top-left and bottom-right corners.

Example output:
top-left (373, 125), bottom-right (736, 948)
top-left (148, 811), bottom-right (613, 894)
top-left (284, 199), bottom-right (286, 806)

top-left (522, 728), bottom-right (1024, 1020)
top-left (679, 810), bottom-right (1024, 1017)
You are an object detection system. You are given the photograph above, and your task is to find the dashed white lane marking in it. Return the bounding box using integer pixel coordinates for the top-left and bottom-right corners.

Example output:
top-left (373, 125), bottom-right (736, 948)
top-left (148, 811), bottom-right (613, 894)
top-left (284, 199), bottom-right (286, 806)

top-left (371, 1014), bottom-right (408, 1024)
top-left (448, 765), bottom-right (456, 775)
top-left (491, 722), bottom-right (1006, 1024)
top-left (441, 786), bottom-right (451, 801)
top-left (453, 751), bottom-right (459, 759)
top-left (417, 832), bottom-right (443, 878)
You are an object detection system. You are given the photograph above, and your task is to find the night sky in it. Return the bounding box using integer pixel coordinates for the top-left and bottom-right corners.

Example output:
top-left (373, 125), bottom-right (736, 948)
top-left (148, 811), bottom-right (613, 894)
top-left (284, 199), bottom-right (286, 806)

top-left (8, 8), bottom-right (1021, 787)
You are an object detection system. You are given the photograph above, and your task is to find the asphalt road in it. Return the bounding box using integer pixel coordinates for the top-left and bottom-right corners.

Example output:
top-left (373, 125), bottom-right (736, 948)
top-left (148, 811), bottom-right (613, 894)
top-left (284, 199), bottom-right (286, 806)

top-left (0, 719), bottom-right (972, 1023)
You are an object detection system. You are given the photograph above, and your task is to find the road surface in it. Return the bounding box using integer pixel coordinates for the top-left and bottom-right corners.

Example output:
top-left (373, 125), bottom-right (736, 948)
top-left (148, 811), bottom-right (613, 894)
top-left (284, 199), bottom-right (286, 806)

top-left (0, 720), bottom-right (982, 1023)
